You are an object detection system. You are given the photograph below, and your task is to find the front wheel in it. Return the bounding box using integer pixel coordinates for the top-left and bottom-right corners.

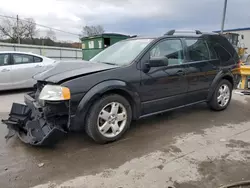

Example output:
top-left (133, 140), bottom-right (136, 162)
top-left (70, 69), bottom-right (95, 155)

top-left (85, 94), bottom-right (132, 144)
top-left (208, 79), bottom-right (232, 111)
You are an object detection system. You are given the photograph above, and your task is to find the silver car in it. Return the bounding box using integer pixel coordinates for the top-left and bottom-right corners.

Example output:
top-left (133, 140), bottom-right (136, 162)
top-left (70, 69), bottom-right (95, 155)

top-left (0, 51), bottom-right (57, 91)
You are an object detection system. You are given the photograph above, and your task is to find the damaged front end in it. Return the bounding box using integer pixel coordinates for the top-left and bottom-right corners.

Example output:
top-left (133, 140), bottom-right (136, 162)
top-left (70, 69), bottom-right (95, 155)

top-left (2, 85), bottom-right (71, 146)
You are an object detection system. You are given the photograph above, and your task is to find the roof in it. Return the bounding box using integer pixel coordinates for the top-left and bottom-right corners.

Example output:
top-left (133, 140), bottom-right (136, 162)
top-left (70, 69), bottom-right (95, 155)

top-left (0, 51), bottom-right (37, 55)
top-left (118, 32), bottom-right (221, 43)
top-left (0, 42), bottom-right (81, 50)
top-left (0, 51), bottom-right (52, 59)
top-left (81, 33), bottom-right (131, 40)
top-left (213, 27), bottom-right (250, 33)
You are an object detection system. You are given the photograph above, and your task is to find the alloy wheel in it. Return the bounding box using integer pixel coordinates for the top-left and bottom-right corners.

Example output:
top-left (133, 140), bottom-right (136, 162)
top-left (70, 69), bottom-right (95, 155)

top-left (217, 84), bottom-right (230, 107)
top-left (97, 102), bottom-right (127, 138)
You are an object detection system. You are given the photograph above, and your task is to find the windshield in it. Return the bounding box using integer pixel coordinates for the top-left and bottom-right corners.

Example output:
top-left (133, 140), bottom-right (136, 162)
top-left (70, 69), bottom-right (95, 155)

top-left (89, 39), bottom-right (153, 66)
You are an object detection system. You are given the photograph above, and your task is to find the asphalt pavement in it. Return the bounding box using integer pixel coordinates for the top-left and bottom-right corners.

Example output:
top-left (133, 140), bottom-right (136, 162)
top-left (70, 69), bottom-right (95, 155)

top-left (1, 90), bottom-right (250, 188)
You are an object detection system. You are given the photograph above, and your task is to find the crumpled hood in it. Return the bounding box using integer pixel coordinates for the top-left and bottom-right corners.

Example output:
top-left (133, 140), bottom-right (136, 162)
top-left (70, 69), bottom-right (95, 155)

top-left (33, 60), bottom-right (117, 83)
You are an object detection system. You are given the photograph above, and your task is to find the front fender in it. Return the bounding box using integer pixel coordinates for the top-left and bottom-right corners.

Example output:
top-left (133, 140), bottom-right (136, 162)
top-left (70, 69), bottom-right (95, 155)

top-left (207, 71), bottom-right (234, 101)
top-left (71, 80), bottom-right (141, 131)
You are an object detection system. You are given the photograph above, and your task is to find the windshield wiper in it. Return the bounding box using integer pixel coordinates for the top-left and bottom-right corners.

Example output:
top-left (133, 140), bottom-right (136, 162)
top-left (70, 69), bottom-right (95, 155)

top-left (100, 62), bottom-right (117, 66)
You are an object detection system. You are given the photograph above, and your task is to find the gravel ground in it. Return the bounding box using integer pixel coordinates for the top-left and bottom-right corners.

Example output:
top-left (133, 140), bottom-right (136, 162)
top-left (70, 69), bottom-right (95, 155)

top-left (0, 90), bottom-right (250, 188)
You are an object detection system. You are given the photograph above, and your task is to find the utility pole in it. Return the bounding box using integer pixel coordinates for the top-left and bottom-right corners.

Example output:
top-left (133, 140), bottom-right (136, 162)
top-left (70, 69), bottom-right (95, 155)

top-left (79, 35), bottom-right (82, 49)
top-left (17, 15), bottom-right (20, 44)
top-left (221, 0), bottom-right (228, 34)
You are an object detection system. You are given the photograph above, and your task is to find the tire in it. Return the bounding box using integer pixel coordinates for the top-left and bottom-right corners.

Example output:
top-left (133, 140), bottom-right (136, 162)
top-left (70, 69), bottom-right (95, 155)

top-left (85, 94), bottom-right (132, 144)
top-left (208, 79), bottom-right (232, 111)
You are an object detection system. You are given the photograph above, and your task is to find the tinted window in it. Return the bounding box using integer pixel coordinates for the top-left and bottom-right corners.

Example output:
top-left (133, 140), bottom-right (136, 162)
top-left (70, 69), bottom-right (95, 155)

top-left (150, 39), bottom-right (184, 65)
top-left (13, 54), bottom-right (34, 64)
top-left (214, 43), bottom-right (231, 62)
top-left (211, 35), bottom-right (238, 61)
top-left (34, 56), bottom-right (43, 62)
top-left (209, 47), bottom-right (217, 59)
top-left (186, 39), bottom-right (209, 61)
top-left (0, 54), bottom-right (9, 66)
top-left (207, 42), bottom-right (218, 59)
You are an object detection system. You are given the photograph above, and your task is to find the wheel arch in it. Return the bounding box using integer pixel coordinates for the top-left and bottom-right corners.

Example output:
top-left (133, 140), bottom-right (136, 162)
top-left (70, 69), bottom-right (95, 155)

top-left (222, 75), bottom-right (234, 87)
top-left (101, 88), bottom-right (139, 118)
top-left (71, 80), bottom-right (141, 131)
top-left (207, 71), bottom-right (234, 101)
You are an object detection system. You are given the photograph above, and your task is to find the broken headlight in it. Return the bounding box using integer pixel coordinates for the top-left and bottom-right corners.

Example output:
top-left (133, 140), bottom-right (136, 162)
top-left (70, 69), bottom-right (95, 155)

top-left (39, 85), bottom-right (71, 101)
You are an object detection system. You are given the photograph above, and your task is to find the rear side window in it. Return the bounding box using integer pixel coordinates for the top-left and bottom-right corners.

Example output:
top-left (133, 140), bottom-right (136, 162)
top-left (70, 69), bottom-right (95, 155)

top-left (186, 39), bottom-right (209, 61)
top-left (210, 35), bottom-right (238, 63)
top-left (214, 43), bottom-right (231, 62)
top-left (34, 56), bottom-right (43, 62)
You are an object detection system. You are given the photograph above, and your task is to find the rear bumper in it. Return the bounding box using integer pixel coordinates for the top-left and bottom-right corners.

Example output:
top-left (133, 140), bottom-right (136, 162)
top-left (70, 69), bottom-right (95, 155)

top-left (2, 93), bottom-right (67, 146)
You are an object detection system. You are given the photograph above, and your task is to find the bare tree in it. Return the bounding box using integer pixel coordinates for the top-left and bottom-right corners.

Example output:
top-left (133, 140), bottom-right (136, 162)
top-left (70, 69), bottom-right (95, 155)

top-left (46, 29), bottom-right (56, 41)
top-left (82, 25), bottom-right (105, 37)
top-left (25, 18), bottom-right (38, 39)
top-left (0, 18), bottom-right (18, 41)
top-left (0, 17), bottom-right (38, 43)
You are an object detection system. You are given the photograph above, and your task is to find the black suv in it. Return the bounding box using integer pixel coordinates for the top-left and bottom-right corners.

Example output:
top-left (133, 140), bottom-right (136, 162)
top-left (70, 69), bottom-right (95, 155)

top-left (3, 30), bottom-right (240, 146)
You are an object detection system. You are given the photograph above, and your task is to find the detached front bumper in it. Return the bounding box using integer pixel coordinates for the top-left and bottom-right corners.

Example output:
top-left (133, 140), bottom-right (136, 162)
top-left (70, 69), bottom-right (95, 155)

top-left (2, 93), bottom-right (68, 146)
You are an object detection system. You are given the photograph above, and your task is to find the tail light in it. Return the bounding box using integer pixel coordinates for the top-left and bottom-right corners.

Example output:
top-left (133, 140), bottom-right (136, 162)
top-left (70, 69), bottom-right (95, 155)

top-left (237, 60), bottom-right (242, 68)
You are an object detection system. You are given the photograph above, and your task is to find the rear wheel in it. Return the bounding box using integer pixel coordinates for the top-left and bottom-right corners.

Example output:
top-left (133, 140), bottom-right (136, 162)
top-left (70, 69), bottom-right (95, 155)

top-left (85, 94), bottom-right (132, 144)
top-left (208, 79), bottom-right (232, 111)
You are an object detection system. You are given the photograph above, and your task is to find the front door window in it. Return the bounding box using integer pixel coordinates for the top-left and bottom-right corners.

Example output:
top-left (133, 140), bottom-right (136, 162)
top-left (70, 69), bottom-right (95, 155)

top-left (150, 39), bottom-right (184, 65)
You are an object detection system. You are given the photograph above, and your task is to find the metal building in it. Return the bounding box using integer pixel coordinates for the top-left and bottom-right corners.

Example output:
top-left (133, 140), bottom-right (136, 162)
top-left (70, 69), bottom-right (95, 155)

top-left (81, 33), bottom-right (130, 60)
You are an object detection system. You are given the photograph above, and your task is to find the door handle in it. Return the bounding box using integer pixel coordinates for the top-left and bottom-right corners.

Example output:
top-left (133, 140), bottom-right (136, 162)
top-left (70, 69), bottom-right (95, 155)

top-left (1, 68), bottom-right (10, 72)
top-left (35, 65), bottom-right (42, 68)
top-left (176, 70), bottom-right (185, 76)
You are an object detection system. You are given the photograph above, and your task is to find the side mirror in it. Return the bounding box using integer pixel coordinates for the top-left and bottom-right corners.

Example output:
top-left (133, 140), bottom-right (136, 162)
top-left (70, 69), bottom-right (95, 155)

top-left (148, 56), bottom-right (168, 67)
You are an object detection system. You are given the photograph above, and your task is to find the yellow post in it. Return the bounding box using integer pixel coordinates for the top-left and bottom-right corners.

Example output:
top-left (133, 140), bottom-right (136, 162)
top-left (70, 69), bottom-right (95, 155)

top-left (235, 65), bottom-right (250, 89)
top-left (240, 75), bottom-right (247, 89)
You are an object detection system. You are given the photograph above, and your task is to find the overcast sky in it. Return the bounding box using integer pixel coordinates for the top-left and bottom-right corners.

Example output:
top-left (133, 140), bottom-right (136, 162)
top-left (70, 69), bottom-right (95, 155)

top-left (1, 0), bottom-right (250, 42)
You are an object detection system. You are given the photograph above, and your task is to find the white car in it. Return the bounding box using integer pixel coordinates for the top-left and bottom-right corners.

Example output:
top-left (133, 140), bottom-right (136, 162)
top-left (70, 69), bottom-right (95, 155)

top-left (0, 51), bottom-right (57, 91)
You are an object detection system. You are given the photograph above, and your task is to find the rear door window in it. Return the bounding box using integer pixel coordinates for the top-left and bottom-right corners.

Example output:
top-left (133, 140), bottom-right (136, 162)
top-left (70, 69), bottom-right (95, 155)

top-left (13, 54), bottom-right (34, 64)
top-left (0, 54), bottom-right (10, 66)
top-left (206, 42), bottom-right (218, 60)
top-left (186, 39), bottom-right (210, 62)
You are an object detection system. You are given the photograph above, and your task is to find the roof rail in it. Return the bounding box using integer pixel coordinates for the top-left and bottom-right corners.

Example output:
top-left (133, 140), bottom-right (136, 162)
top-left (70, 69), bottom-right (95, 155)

top-left (164, 30), bottom-right (202, 35)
